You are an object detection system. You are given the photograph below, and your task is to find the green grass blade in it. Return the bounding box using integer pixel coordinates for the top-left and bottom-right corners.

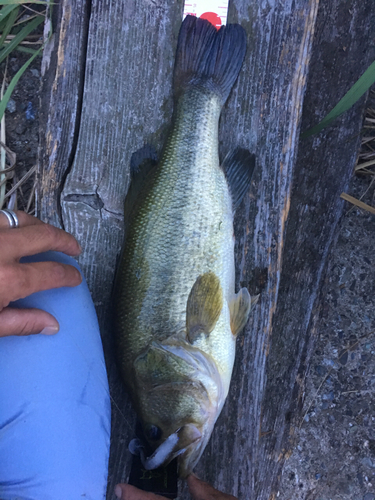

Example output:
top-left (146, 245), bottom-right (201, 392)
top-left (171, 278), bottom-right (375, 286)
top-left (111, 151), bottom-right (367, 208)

top-left (0, 1), bottom-right (48, 5)
top-left (302, 59), bottom-right (375, 139)
top-left (0, 14), bottom-right (11, 33)
top-left (0, 3), bottom-right (18, 33)
top-left (0, 44), bottom-right (42, 121)
top-left (0, 17), bottom-right (6, 32)
top-left (0, 13), bottom-right (43, 64)
top-left (15, 45), bottom-right (38, 54)
top-left (0, 5), bottom-right (18, 50)
top-left (0, 4), bottom-right (19, 20)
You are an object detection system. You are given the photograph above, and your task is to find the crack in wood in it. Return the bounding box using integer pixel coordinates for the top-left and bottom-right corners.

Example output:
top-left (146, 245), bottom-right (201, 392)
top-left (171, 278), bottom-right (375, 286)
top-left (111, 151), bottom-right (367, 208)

top-left (63, 192), bottom-right (104, 210)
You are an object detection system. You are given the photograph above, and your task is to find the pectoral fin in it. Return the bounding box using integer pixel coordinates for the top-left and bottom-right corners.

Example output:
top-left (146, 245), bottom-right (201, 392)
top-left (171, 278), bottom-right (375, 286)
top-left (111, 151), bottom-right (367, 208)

top-left (229, 287), bottom-right (252, 337)
top-left (186, 272), bottom-right (223, 344)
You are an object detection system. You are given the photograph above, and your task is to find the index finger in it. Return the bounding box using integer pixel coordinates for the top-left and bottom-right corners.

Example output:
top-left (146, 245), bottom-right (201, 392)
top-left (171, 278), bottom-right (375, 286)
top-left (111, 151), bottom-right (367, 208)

top-left (1, 223), bottom-right (81, 259)
top-left (0, 210), bottom-right (43, 230)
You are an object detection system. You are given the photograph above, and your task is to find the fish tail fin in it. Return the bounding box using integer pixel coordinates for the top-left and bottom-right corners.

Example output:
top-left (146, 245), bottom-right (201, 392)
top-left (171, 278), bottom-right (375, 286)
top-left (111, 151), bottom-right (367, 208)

top-left (174, 15), bottom-right (247, 103)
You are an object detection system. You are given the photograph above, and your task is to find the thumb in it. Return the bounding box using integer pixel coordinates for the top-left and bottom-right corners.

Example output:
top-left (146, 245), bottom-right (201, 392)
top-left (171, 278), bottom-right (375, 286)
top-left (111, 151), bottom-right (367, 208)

top-left (0, 307), bottom-right (59, 337)
top-left (114, 484), bottom-right (168, 500)
top-left (187, 474), bottom-right (238, 500)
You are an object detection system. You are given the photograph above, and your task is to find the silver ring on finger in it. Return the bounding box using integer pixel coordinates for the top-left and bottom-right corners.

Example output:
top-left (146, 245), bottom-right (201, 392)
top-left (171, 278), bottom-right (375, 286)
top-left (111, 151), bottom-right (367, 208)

top-left (0, 209), bottom-right (19, 228)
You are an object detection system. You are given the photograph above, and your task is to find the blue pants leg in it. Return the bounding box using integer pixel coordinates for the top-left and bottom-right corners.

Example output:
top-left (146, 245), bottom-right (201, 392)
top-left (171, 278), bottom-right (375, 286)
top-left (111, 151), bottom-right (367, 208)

top-left (0, 252), bottom-right (111, 500)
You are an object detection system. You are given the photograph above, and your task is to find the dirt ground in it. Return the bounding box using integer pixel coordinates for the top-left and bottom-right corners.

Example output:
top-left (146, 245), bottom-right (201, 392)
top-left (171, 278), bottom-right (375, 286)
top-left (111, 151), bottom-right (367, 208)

top-left (3, 53), bottom-right (40, 212)
top-left (3, 56), bottom-right (375, 500)
top-left (278, 172), bottom-right (375, 500)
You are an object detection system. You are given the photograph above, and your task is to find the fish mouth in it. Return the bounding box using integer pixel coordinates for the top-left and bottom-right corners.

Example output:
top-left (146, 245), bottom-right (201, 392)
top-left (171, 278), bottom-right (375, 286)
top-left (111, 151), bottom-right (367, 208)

top-left (129, 424), bottom-right (202, 471)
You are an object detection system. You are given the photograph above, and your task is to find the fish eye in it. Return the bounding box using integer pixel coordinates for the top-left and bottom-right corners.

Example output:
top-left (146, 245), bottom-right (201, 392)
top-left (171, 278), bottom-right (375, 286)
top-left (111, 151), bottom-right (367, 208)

top-left (145, 424), bottom-right (162, 441)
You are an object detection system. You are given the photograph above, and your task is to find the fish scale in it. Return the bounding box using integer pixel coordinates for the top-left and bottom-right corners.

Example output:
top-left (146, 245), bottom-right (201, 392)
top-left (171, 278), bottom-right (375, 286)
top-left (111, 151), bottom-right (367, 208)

top-left (119, 89), bottom-right (233, 357)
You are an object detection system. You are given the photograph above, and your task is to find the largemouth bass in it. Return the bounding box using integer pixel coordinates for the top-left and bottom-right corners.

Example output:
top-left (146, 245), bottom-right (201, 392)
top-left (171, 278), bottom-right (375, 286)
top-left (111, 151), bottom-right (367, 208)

top-left (114, 15), bottom-right (256, 478)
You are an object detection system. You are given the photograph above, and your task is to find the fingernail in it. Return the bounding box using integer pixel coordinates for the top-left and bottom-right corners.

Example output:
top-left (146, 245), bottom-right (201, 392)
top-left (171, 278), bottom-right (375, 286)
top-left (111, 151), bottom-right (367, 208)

top-left (114, 485), bottom-right (122, 499)
top-left (39, 325), bottom-right (59, 335)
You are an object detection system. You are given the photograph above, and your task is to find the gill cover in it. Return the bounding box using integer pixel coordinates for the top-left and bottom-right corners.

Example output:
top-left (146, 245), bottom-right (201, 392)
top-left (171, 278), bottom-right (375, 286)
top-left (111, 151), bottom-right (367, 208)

top-left (133, 340), bottom-right (223, 407)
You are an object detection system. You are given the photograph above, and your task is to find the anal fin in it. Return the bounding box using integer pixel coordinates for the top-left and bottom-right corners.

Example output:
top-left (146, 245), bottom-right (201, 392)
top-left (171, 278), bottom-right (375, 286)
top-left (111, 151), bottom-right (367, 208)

top-left (186, 272), bottom-right (223, 344)
top-left (229, 287), bottom-right (253, 337)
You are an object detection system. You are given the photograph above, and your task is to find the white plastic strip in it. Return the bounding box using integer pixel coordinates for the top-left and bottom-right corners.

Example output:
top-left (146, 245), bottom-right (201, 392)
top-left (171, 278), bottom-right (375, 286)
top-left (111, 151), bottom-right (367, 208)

top-left (183, 0), bottom-right (230, 27)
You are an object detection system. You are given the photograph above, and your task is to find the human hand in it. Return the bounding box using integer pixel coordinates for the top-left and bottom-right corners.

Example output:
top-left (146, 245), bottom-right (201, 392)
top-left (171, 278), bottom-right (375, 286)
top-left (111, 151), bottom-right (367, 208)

top-left (186, 475), bottom-right (237, 500)
top-left (0, 210), bottom-right (82, 337)
top-left (114, 474), bottom-right (237, 500)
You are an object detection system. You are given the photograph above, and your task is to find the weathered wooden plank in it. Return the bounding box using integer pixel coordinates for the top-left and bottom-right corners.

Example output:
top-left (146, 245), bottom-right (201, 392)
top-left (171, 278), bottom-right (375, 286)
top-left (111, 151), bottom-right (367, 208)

top-left (258, 2), bottom-right (375, 497)
top-left (37, 0), bottom-right (90, 228)
top-left (36, 0), bottom-right (374, 499)
top-left (191, 1), bottom-right (321, 497)
top-left (60, 1), bottom-right (184, 495)
top-left (38, 0), bottom-right (319, 497)
top-left (57, 1), bottom-right (320, 498)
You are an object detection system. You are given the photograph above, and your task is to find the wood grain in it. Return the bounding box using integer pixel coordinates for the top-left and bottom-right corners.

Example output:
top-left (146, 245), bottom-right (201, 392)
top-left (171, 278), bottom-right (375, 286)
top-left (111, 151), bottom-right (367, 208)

top-left (192, 1), bottom-right (320, 497)
top-left (204, 2), bottom-right (375, 499)
top-left (36, 0), bottom-right (375, 498)
top-left (38, 0), bottom-right (90, 228)
top-left (61, 1), bottom-right (184, 494)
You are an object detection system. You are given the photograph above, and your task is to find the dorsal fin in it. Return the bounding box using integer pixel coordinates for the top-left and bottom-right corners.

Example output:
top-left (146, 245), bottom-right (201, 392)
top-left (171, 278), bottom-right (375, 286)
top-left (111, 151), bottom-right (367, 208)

top-left (130, 144), bottom-right (158, 177)
top-left (186, 272), bottom-right (223, 344)
top-left (123, 144), bottom-right (158, 222)
top-left (222, 147), bottom-right (256, 211)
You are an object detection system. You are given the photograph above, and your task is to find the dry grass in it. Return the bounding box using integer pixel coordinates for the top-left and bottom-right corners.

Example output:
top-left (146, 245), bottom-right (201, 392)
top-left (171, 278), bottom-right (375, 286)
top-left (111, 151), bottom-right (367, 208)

top-left (340, 89), bottom-right (375, 214)
top-left (356, 91), bottom-right (375, 177)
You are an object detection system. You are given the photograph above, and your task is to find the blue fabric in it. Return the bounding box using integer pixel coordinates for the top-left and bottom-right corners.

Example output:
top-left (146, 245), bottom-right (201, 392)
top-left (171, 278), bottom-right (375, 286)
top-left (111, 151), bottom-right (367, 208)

top-left (0, 252), bottom-right (111, 500)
